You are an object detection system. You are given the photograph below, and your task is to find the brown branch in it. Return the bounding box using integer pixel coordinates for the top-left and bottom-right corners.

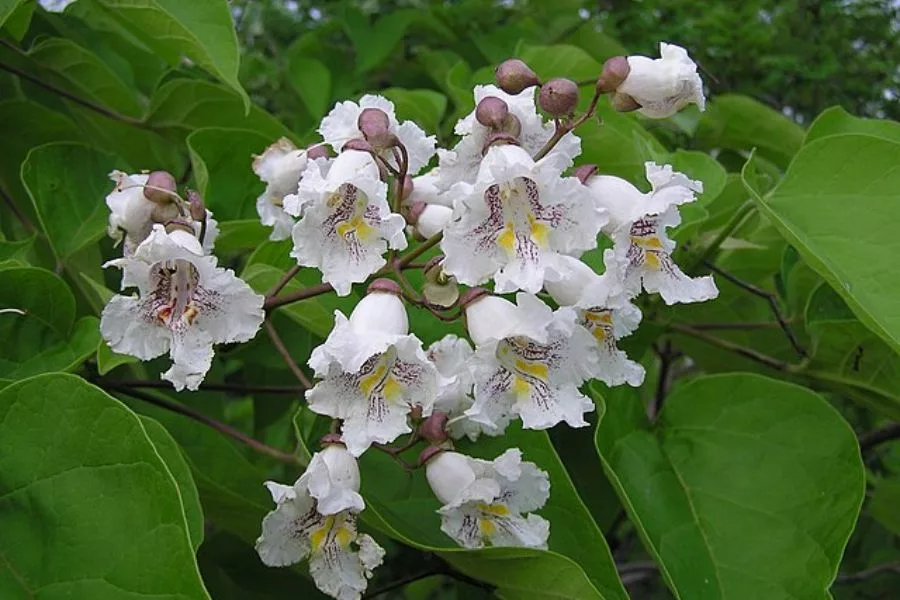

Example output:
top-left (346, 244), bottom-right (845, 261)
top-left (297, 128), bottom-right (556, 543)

top-left (835, 561), bottom-right (900, 585)
top-left (858, 423), bottom-right (900, 454)
top-left (668, 322), bottom-right (793, 372)
top-left (397, 232), bottom-right (443, 267)
top-left (650, 341), bottom-right (678, 420)
top-left (94, 378), bottom-right (304, 395)
top-left (0, 185), bottom-right (34, 232)
top-left (264, 281), bottom-right (334, 311)
top-left (265, 264), bottom-right (301, 298)
top-left (264, 320), bottom-right (314, 389)
top-left (104, 384), bottom-right (304, 466)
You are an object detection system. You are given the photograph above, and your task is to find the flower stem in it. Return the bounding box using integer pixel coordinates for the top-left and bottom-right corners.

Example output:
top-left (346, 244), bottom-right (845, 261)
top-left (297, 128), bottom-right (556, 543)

top-left (104, 384), bottom-right (305, 467)
top-left (264, 320), bottom-right (314, 389)
top-left (264, 281), bottom-right (334, 310)
top-left (398, 232), bottom-right (443, 267)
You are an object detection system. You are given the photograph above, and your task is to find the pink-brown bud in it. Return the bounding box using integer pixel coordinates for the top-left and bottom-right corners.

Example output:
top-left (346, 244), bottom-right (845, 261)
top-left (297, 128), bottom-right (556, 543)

top-left (405, 200), bottom-right (427, 225)
top-left (597, 56), bottom-right (631, 94)
top-left (458, 287), bottom-right (490, 309)
top-left (539, 78), bottom-right (579, 117)
top-left (611, 91), bottom-right (641, 112)
top-left (367, 278), bottom-right (402, 296)
top-left (495, 58), bottom-right (540, 95)
top-left (320, 433), bottom-right (344, 446)
top-left (342, 137), bottom-right (374, 153)
top-left (357, 108), bottom-right (390, 138)
top-left (186, 189), bottom-right (206, 222)
top-left (418, 411), bottom-right (449, 443)
top-left (417, 445), bottom-right (446, 467)
top-left (500, 113), bottom-right (522, 138)
top-left (573, 164), bottom-right (599, 185)
top-left (475, 96), bottom-right (509, 129)
top-left (143, 170), bottom-right (176, 204)
top-left (306, 143), bottom-right (330, 160)
top-left (481, 131), bottom-right (520, 155)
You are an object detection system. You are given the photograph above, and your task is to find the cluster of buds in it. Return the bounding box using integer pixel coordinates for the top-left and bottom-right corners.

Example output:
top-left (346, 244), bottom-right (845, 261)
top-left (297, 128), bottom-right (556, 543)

top-left (99, 40), bottom-right (713, 600)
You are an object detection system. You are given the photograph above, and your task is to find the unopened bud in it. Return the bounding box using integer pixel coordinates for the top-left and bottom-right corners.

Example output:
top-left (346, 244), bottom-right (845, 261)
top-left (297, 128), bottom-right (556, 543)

top-left (495, 58), bottom-right (540, 95)
top-left (417, 445), bottom-right (445, 467)
top-left (405, 200), bottom-right (427, 225)
top-left (458, 287), bottom-right (490, 309)
top-left (597, 56), bottom-right (631, 94)
top-left (186, 189), bottom-right (206, 222)
top-left (539, 78), bottom-right (579, 117)
top-left (500, 113), bottom-right (522, 138)
top-left (418, 411), bottom-right (449, 443)
top-left (357, 108), bottom-right (391, 139)
top-left (482, 132), bottom-right (520, 155)
top-left (306, 143), bottom-right (330, 160)
top-left (164, 219), bottom-right (195, 235)
top-left (143, 170), bottom-right (176, 204)
top-left (366, 278), bottom-right (402, 297)
top-left (342, 137), bottom-right (374, 153)
top-left (475, 96), bottom-right (509, 129)
top-left (573, 164), bottom-right (599, 185)
top-left (611, 91), bottom-right (641, 113)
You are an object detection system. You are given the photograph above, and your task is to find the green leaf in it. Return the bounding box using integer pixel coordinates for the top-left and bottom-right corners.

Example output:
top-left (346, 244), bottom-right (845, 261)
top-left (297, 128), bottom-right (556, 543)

top-left (805, 106), bottom-right (900, 145)
top-left (517, 43), bottom-right (602, 82)
top-left (28, 37), bottom-right (143, 117)
top-left (22, 142), bottom-right (118, 262)
top-left (696, 94), bottom-right (804, 169)
top-left (287, 56), bottom-right (332, 120)
top-left (753, 134), bottom-right (900, 355)
top-left (343, 7), bottom-right (415, 75)
top-left (97, 340), bottom-right (139, 376)
top-left (97, 0), bottom-right (247, 108)
top-left (596, 374), bottom-right (864, 600)
top-left (215, 220), bottom-right (271, 255)
top-left (381, 88), bottom-right (447, 135)
top-left (566, 23), bottom-right (627, 62)
top-left (0, 373), bottom-right (210, 599)
top-left (0, 266), bottom-right (101, 384)
top-left (868, 477), bottom-right (900, 537)
top-left (579, 101), bottom-right (667, 184)
top-left (139, 416), bottom-right (205, 550)
top-left (147, 79), bottom-right (292, 141)
top-left (0, 0), bottom-right (24, 30)
top-left (187, 128), bottom-right (269, 221)
top-left (1, 0), bottom-right (32, 40)
top-left (359, 424), bottom-right (629, 600)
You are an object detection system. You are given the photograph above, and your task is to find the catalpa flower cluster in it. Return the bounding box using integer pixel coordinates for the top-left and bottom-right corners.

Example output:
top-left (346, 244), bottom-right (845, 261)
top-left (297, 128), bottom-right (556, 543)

top-left (98, 43), bottom-right (713, 600)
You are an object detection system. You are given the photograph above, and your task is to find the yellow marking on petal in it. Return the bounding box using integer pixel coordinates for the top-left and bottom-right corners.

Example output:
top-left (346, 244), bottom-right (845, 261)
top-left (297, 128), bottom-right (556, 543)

top-left (183, 303), bottom-right (200, 325)
top-left (513, 375), bottom-right (531, 397)
top-left (479, 518), bottom-right (496, 536)
top-left (359, 363), bottom-right (389, 397)
top-left (326, 192), bottom-right (342, 208)
top-left (309, 516), bottom-right (334, 550)
top-left (334, 524), bottom-right (354, 547)
top-left (585, 311), bottom-right (613, 325)
top-left (643, 237), bottom-right (663, 249)
top-left (515, 358), bottom-right (549, 381)
top-left (528, 214), bottom-right (550, 248)
top-left (337, 216), bottom-right (374, 242)
top-left (497, 224), bottom-right (516, 253)
top-left (480, 502), bottom-right (510, 516)
top-left (381, 376), bottom-right (402, 402)
top-left (644, 251), bottom-right (660, 270)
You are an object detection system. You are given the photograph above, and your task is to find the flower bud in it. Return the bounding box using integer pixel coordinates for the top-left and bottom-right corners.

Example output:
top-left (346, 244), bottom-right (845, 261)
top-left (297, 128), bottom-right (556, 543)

top-left (357, 108), bottom-right (391, 139)
top-left (306, 143), bottom-right (330, 160)
top-left (349, 279), bottom-right (408, 337)
top-left (544, 258), bottom-right (597, 306)
top-left (596, 56), bottom-right (631, 94)
top-left (481, 131), bottom-right (520, 155)
top-left (320, 432), bottom-right (344, 446)
top-left (500, 113), bottom-right (522, 138)
top-left (462, 291), bottom-right (518, 346)
top-left (341, 137), bottom-right (374, 154)
top-left (611, 91), bottom-right (641, 113)
top-left (573, 164), bottom-right (599, 185)
top-left (495, 58), bottom-right (540, 95)
top-left (318, 443), bottom-right (361, 494)
top-left (404, 200), bottom-right (427, 225)
top-left (475, 96), bottom-right (509, 129)
top-left (186, 189), bottom-right (206, 222)
top-left (418, 411), bottom-right (449, 443)
top-left (415, 204), bottom-right (452, 239)
top-left (539, 78), bottom-right (579, 117)
top-left (425, 450), bottom-right (476, 504)
top-left (143, 170), bottom-right (176, 204)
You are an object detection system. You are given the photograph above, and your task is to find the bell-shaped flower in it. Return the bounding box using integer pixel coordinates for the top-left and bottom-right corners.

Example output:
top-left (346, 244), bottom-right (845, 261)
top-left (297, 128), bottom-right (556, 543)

top-left (463, 292), bottom-right (599, 431)
top-left (617, 42), bottom-right (705, 119)
top-left (253, 138), bottom-right (323, 240)
top-left (427, 335), bottom-right (494, 441)
top-left (425, 448), bottom-right (550, 549)
top-left (285, 150), bottom-right (407, 296)
top-left (589, 163), bottom-right (717, 305)
top-left (100, 225), bottom-right (264, 391)
top-left (107, 171), bottom-right (218, 256)
top-left (545, 254), bottom-right (645, 387)
top-left (319, 94), bottom-right (436, 175)
top-left (256, 444), bottom-right (384, 600)
top-left (441, 144), bottom-right (604, 294)
top-left (437, 85), bottom-right (580, 190)
top-left (306, 284), bottom-right (441, 456)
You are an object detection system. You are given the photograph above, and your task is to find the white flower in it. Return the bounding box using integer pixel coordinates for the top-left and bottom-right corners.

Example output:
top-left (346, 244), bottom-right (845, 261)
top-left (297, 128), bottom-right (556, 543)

top-left (256, 445), bottom-right (384, 600)
top-left (39, 0), bottom-right (78, 12)
top-left (253, 138), bottom-right (320, 240)
top-left (441, 144), bottom-right (605, 294)
top-left (427, 335), bottom-right (495, 441)
top-left (437, 85), bottom-right (580, 190)
top-left (414, 204), bottom-right (453, 239)
top-left (100, 225), bottom-right (264, 390)
top-left (106, 171), bottom-right (218, 256)
top-left (319, 94), bottom-right (436, 175)
top-left (407, 169), bottom-right (450, 207)
top-left (545, 254), bottom-right (645, 387)
top-left (307, 289), bottom-right (441, 456)
top-left (617, 42), bottom-right (705, 119)
top-left (464, 293), bottom-right (599, 431)
top-left (286, 151), bottom-right (407, 296)
top-left (425, 449), bottom-right (550, 549)
top-left (589, 163), bottom-right (718, 305)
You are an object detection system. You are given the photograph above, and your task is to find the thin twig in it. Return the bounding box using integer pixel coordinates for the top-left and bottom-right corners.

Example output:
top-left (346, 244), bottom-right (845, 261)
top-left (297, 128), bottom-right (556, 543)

top-left (688, 202), bottom-right (755, 272)
top-left (94, 378), bottom-right (304, 395)
top-left (0, 58), bottom-right (147, 127)
top-left (835, 561), bottom-right (900, 585)
top-left (858, 423), bottom-right (900, 454)
top-left (703, 260), bottom-right (807, 358)
top-left (0, 185), bottom-right (34, 232)
top-left (264, 281), bottom-right (334, 311)
top-left (105, 384), bottom-right (304, 466)
top-left (617, 561), bottom-right (658, 586)
top-left (364, 568), bottom-right (437, 598)
top-left (669, 322), bottom-right (793, 372)
top-left (650, 341), bottom-right (677, 420)
top-left (264, 320), bottom-right (314, 389)
top-left (266, 264), bottom-right (301, 298)
top-left (397, 232), bottom-right (443, 267)
top-left (689, 321), bottom-right (790, 331)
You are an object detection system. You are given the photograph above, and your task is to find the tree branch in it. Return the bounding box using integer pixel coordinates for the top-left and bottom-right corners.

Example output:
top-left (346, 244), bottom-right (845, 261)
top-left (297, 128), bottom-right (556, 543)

top-left (94, 377), bottom-right (304, 396)
top-left (264, 281), bottom-right (334, 311)
top-left (265, 264), bottom-right (301, 297)
top-left (264, 320), bottom-right (314, 389)
top-left (835, 561), bottom-right (900, 585)
top-left (0, 185), bottom-right (34, 232)
top-left (858, 422), bottom-right (900, 454)
top-left (668, 322), bottom-right (793, 372)
top-left (104, 384), bottom-right (305, 466)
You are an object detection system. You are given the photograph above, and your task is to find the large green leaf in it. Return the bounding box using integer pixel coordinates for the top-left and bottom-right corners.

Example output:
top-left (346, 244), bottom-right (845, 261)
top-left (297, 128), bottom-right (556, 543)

top-left (696, 94), bottom-right (804, 169)
top-left (579, 100), bottom-right (667, 184)
top-left (0, 374), bottom-right (209, 599)
top-left (0, 0), bottom-right (24, 30)
top-left (381, 88), bottom-right (447, 136)
top-left (21, 142), bottom-right (117, 262)
top-left (97, 0), bottom-right (247, 107)
top-left (187, 128), bottom-right (269, 221)
top-left (286, 56), bottom-right (332, 120)
top-left (805, 106), bottom-right (900, 145)
top-left (596, 374), bottom-right (864, 600)
top-left (358, 424), bottom-right (629, 600)
top-left (342, 7), bottom-right (415, 75)
top-left (0, 266), bottom-right (100, 384)
top-left (752, 134), bottom-right (900, 355)
top-left (517, 43), bottom-right (602, 82)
